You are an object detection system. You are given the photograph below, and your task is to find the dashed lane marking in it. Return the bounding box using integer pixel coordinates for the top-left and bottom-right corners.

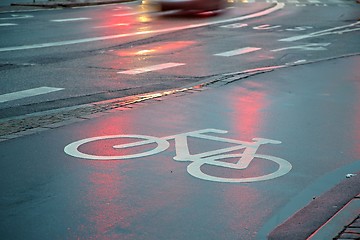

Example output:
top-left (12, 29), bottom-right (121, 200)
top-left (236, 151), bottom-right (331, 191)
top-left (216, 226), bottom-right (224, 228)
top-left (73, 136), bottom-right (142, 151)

top-left (51, 18), bottom-right (91, 22)
top-left (0, 87), bottom-right (64, 103)
top-left (214, 47), bottom-right (262, 57)
top-left (118, 63), bottom-right (185, 75)
top-left (0, 23), bottom-right (17, 27)
top-left (0, 14), bottom-right (33, 20)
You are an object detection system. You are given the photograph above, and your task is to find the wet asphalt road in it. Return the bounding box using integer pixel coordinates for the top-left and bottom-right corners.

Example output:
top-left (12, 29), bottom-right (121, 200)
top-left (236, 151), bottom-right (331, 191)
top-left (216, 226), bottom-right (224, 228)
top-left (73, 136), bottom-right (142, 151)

top-left (1, 1), bottom-right (359, 118)
top-left (1, 1), bottom-right (360, 239)
top-left (1, 55), bottom-right (360, 239)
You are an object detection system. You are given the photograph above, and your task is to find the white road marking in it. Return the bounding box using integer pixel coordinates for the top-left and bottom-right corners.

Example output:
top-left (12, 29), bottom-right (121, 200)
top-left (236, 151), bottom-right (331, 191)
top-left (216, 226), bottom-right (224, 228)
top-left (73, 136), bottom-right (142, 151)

top-left (220, 23), bottom-right (248, 28)
top-left (0, 3), bottom-right (284, 52)
top-left (118, 62), bottom-right (185, 75)
top-left (279, 21), bottom-right (360, 42)
top-left (286, 59), bottom-right (307, 65)
top-left (271, 43), bottom-right (330, 52)
top-left (51, 17), bottom-right (91, 22)
top-left (0, 87), bottom-right (64, 103)
top-left (0, 14), bottom-right (33, 20)
top-left (0, 23), bottom-right (17, 26)
top-left (214, 47), bottom-right (261, 57)
top-left (253, 24), bottom-right (281, 30)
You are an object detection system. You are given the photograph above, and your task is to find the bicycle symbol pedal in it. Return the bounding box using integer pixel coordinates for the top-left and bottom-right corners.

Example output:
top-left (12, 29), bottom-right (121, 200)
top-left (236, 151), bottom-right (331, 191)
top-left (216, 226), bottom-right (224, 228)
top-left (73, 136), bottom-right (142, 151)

top-left (64, 129), bottom-right (292, 183)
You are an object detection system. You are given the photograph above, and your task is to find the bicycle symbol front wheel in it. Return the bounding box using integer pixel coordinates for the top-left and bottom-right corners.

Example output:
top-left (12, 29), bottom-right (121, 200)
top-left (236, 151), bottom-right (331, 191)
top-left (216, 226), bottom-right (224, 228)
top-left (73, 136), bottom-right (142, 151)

top-left (64, 134), bottom-right (169, 160)
top-left (186, 154), bottom-right (292, 183)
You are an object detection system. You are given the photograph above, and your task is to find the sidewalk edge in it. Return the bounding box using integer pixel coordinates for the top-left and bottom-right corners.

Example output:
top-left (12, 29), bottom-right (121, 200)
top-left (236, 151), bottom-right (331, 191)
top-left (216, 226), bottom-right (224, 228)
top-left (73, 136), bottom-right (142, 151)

top-left (268, 172), bottom-right (360, 240)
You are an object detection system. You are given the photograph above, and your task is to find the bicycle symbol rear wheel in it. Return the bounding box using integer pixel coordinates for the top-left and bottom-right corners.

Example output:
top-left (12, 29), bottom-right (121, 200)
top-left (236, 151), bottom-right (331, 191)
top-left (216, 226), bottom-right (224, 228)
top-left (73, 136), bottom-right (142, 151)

top-left (64, 135), bottom-right (169, 160)
top-left (186, 154), bottom-right (292, 183)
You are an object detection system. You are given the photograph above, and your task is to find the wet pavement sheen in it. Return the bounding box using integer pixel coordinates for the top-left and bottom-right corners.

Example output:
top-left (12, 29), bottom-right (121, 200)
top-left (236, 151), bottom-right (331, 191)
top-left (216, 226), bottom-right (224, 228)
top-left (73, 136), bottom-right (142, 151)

top-left (1, 56), bottom-right (360, 239)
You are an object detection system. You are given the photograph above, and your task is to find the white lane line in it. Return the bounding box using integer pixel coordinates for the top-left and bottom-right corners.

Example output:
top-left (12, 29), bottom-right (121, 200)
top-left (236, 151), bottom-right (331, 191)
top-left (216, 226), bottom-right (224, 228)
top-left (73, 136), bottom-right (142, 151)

top-left (0, 87), bottom-right (64, 103)
top-left (51, 17), bottom-right (91, 22)
top-left (214, 47), bottom-right (261, 57)
top-left (0, 23), bottom-right (17, 26)
top-left (118, 62), bottom-right (185, 75)
top-left (279, 21), bottom-right (360, 42)
top-left (0, 3), bottom-right (285, 52)
top-left (0, 14), bottom-right (33, 20)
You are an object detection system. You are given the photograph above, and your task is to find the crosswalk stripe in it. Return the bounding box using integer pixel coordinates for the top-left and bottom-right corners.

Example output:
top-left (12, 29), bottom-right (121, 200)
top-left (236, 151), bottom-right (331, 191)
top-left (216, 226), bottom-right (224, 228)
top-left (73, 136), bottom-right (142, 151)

top-left (214, 47), bottom-right (262, 57)
top-left (118, 63), bottom-right (185, 75)
top-left (0, 87), bottom-right (64, 103)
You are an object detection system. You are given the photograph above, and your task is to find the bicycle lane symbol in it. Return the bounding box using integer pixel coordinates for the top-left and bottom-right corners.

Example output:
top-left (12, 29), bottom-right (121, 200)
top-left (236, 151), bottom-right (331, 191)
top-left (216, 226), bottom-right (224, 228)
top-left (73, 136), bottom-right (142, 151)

top-left (64, 129), bottom-right (292, 183)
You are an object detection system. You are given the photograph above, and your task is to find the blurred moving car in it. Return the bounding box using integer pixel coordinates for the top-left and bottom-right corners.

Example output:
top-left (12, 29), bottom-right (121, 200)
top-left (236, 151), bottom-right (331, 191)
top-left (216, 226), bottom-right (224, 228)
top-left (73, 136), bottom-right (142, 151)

top-left (157, 0), bottom-right (228, 13)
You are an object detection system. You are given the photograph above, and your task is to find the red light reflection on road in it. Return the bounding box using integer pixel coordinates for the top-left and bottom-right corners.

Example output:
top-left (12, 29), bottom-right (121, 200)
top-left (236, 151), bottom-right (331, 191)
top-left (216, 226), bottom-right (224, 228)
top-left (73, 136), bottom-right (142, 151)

top-left (222, 82), bottom-right (269, 233)
top-left (93, 13), bottom-right (134, 34)
top-left (75, 115), bottom-right (139, 239)
top-left (230, 81), bottom-right (267, 138)
top-left (84, 162), bottom-right (135, 240)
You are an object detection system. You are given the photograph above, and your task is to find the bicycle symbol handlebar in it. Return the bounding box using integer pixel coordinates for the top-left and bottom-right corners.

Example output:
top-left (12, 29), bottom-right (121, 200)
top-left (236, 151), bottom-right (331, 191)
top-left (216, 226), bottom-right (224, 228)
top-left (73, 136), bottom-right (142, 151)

top-left (64, 129), bottom-right (292, 183)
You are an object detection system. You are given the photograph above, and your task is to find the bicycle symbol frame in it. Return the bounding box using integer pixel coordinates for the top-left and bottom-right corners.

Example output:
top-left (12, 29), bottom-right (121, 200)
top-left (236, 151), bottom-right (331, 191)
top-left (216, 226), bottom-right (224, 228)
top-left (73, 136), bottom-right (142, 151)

top-left (64, 129), bottom-right (292, 183)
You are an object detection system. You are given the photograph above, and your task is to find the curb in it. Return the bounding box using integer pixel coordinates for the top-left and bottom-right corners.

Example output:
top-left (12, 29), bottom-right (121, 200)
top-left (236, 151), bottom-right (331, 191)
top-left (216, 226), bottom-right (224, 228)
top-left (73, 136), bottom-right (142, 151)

top-left (268, 172), bottom-right (360, 240)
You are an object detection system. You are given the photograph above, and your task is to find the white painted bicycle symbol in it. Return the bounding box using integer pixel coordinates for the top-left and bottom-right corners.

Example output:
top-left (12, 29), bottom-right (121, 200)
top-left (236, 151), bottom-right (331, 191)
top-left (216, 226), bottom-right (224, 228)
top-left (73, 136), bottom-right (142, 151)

top-left (64, 129), bottom-right (292, 183)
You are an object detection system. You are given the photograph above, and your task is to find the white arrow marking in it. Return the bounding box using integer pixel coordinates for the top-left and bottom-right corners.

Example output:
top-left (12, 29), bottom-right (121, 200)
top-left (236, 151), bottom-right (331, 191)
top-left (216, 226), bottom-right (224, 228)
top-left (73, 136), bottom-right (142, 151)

top-left (279, 21), bottom-right (360, 42)
top-left (271, 43), bottom-right (331, 52)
